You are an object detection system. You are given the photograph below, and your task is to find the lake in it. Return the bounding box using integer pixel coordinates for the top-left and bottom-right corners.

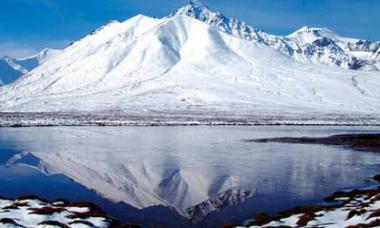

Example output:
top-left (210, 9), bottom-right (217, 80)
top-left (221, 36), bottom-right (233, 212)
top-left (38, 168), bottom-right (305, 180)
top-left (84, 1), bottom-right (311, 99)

top-left (0, 126), bottom-right (379, 227)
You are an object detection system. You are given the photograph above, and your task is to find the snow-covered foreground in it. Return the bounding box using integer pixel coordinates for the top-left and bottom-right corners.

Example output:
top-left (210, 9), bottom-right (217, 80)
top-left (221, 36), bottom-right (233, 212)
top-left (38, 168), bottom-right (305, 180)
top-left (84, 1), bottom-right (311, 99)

top-left (0, 196), bottom-right (119, 228)
top-left (237, 176), bottom-right (380, 228)
top-left (1, 182), bottom-right (380, 228)
top-left (0, 1), bottom-right (379, 122)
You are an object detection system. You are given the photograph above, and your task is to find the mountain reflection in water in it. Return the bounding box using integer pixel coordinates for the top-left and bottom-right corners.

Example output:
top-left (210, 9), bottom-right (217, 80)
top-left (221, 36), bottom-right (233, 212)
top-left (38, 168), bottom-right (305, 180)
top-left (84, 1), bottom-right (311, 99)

top-left (0, 126), bottom-right (379, 227)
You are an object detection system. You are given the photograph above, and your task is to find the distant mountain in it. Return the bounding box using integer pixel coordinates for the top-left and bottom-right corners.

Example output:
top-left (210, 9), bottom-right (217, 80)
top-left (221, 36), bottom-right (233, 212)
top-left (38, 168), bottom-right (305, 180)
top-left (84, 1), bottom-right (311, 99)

top-left (176, 0), bottom-right (380, 71)
top-left (0, 1), bottom-right (379, 120)
top-left (0, 55), bottom-right (29, 85)
top-left (0, 48), bottom-right (60, 85)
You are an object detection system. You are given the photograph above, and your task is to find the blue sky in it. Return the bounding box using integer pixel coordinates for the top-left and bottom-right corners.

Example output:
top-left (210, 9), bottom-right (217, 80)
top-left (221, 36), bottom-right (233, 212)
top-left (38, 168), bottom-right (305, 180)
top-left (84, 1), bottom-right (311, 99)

top-left (1, 0), bottom-right (379, 58)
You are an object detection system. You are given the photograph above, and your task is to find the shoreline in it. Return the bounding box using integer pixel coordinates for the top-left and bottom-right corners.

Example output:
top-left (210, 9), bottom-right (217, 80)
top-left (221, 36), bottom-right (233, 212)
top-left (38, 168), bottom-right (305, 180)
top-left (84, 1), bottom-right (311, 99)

top-left (230, 175), bottom-right (380, 228)
top-left (1, 112), bottom-right (380, 127)
top-left (1, 175), bottom-right (379, 228)
top-left (233, 134), bottom-right (380, 227)
top-left (247, 133), bottom-right (380, 153)
top-left (0, 195), bottom-right (129, 228)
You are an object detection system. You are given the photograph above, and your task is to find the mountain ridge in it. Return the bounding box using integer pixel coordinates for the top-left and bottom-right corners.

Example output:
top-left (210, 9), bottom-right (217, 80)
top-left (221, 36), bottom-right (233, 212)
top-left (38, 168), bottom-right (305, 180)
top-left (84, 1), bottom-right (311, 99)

top-left (0, 1), bottom-right (379, 122)
top-left (0, 48), bottom-right (60, 85)
top-left (175, 0), bottom-right (380, 71)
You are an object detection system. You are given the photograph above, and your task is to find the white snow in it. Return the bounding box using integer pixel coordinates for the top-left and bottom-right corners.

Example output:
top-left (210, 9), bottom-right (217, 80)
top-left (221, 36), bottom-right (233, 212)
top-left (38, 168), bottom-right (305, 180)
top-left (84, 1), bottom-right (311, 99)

top-left (0, 1), bottom-right (379, 121)
top-left (15, 48), bottom-right (61, 71)
top-left (0, 49), bottom-right (60, 85)
top-left (245, 190), bottom-right (380, 227)
top-left (0, 197), bottom-right (111, 228)
top-left (177, 1), bottom-right (380, 71)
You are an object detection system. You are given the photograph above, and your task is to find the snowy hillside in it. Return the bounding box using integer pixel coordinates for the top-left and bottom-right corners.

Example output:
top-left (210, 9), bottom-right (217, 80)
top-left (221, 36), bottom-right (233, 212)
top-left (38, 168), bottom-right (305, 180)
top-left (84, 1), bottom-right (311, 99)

top-left (0, 1), bottom-right (379, 121)
top-left (13, 48), bottom-right (61, 71)
top-left (0, 48), bottom-right (60, 85)
top-left (177, 0), bottom-right (380, 71)
top-left (0, 56), bottom-right (28, 85)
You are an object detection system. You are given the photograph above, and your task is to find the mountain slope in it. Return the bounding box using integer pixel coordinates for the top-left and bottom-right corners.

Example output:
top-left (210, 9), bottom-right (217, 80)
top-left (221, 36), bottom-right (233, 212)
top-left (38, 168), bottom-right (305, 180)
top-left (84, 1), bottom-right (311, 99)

top-left (0, 56), bottom-right (28, 85)
top-left (176, 0), bottom-right (380, 71)
top-left (0, 2), bottom-right (379, 120)
top-left (14, 48), bottom-right (61, 71)
top-left (0, 48), bottom-right (60, 85)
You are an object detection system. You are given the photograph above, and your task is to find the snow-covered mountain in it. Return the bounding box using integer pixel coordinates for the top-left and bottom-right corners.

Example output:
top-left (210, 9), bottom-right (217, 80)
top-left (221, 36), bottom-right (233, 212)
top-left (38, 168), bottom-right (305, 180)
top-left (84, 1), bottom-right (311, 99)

top-left (14, 48), bottom-right (61, 71)
top-left (0, 1), bottom-right (379, 119)
top-left (177, 0), bottom-right (380, 71)
top-left (0, 48), bottom-right (60, 85)
top-left (0, 56), bottom-right (28, 85)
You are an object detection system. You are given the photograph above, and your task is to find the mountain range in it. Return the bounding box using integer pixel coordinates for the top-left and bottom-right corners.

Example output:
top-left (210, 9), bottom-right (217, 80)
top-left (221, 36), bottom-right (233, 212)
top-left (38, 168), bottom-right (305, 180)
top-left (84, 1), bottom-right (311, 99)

top-left (176, 0), bottom-right (380, 71)
top-left (0, 48), bottom-right (60, 85)
top-left (0, 0), bottom-right (379, 122)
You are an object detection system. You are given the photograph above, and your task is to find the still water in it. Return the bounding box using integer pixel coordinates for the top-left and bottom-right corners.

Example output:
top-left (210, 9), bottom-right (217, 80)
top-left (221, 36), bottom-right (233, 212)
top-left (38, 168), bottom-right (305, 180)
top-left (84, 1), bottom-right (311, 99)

top-left (0, 126), bottom-right (379, 227)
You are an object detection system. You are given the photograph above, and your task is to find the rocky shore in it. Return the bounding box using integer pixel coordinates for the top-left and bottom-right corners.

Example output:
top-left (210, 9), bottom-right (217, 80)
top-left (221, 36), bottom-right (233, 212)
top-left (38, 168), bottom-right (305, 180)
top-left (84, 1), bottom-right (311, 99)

top-left (0, 195), bottom-right (132, 228)
top-left (234, 133), bottom-right (380, 228)
top-left (1, 112), bottom-right (380, 127)
top-left (228, 175), bottom-right (380, 228)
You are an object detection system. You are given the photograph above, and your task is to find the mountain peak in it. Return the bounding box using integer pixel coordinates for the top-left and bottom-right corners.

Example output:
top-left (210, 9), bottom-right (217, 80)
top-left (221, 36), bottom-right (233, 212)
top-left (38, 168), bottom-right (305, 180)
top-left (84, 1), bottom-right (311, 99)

top-left (174, 0), bottom-right (216, 20)
top-left (1, 1), bottom-right (380, 114)
top-left (16, 48), bottom-right (60, 64)
top-left (188, 0), bottom-right (204, 7)
top-left (288, 26), bottom-right (337, 39)
top-left (173, 0), bottom-right (263, 41)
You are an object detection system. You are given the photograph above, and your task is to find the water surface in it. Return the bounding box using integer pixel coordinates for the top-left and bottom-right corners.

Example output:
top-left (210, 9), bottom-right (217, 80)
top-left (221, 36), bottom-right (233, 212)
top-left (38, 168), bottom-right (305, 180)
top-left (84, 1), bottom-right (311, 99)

top-left (0, 126), bottom-right (379, 227)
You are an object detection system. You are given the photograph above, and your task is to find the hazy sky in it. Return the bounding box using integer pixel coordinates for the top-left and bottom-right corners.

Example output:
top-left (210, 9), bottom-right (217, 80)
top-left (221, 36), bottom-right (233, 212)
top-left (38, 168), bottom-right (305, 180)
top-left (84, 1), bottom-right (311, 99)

top-left (1, 0), bottom-right (379, 58)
